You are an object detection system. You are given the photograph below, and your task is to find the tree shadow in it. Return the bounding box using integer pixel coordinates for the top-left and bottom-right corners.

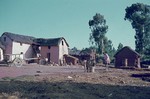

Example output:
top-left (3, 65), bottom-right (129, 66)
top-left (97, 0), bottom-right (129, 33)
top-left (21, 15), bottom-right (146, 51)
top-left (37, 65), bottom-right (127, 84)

top-left (0, 81), bottom-right (150, 99)
top-left (131, 73), bottom-right (150, 82)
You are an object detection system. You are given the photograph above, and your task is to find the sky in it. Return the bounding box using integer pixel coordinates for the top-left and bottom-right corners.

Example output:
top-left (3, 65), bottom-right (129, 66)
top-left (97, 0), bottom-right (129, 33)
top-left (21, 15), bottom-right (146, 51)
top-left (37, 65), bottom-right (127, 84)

top-left (0, 0), bottom-right (150, 50)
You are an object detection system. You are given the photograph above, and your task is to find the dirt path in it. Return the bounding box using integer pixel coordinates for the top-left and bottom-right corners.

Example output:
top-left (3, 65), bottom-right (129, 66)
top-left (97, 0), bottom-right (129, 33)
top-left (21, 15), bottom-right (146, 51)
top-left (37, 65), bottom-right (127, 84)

top-left (0, 64), bottom-right (150, 86)
top-left (0, 64), bottom-right (84, 78)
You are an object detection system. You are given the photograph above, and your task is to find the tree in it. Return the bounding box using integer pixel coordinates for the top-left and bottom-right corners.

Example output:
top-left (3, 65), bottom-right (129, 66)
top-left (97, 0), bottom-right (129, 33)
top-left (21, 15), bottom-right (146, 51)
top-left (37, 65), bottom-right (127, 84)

top-left (117, 43), bottom-right (123, 52)
top-left (124, 3), bottom-right (150, 59)
top-left (89, 13), bottom-right (108, 54)
top-left (104, 38), bottom-right (116, 61)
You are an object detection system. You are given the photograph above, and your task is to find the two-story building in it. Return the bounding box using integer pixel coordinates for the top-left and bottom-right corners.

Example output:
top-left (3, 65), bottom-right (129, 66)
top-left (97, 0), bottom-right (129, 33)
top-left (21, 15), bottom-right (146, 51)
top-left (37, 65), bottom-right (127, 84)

top-left (0, 32), bottom-right (69, 65)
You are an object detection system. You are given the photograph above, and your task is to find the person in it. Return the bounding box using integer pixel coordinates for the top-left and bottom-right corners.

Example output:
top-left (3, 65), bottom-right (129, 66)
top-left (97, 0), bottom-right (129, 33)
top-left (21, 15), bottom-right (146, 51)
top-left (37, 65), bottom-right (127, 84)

top-left (103, 52), bottom-right (110, 70)
top-left (83, 60), bottom-right (87, 72)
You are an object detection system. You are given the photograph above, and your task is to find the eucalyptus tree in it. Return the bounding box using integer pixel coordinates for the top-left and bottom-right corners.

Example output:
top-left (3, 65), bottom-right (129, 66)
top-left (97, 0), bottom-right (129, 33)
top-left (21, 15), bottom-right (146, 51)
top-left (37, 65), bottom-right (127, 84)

top-left (125, 3), bottom-right (150, 59)
top-left (89, 13), bottom-right (108, 54)
top-left (117, 43), bottom-right (123, 52)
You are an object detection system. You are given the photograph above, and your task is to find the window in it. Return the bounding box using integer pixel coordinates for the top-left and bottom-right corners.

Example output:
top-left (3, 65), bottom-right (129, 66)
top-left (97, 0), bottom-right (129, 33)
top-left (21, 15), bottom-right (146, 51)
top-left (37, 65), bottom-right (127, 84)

top-left (62, 41), bottom-right (64, 46)
top-left (4, 37), bottom-right (6, 42)
top-left (20, 43), bottom-right (23, 46)
top-left (48, 46), bottom-right (51, 49)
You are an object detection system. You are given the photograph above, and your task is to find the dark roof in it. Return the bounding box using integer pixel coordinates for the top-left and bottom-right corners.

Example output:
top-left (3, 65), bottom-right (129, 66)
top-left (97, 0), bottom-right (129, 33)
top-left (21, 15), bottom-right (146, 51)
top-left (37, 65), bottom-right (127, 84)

top-left (69, 48), bottom-right (81, 55)
top-left (64, 54), bottom-right (79, 60)
top-left (34, 37), bottom-right (69, 46)
top-left (114, 46), bottom-right (140, 57)
top-left (2, 32), bottom-right (35, 44)
top-left (0, 40), bottom-right (5, 49)
top-left (1, 32), bottom-right (69, 47)
top-left (80, 48), bottom-right (93, 55)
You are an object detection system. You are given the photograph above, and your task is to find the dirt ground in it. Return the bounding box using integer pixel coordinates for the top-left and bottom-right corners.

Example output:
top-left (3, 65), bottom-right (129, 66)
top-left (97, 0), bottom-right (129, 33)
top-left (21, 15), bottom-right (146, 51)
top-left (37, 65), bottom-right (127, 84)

top-left (0, 64), bottom-right (150, 86)
top-left (0, 64), bottom-right (150, 99)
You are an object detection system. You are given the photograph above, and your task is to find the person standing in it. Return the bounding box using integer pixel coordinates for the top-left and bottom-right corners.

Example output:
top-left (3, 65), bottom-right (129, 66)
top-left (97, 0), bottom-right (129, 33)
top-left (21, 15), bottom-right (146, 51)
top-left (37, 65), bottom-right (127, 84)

top-left (83, 60), bottom-right (87, 72)
top-left (103, 52), bottom-right (110, 71)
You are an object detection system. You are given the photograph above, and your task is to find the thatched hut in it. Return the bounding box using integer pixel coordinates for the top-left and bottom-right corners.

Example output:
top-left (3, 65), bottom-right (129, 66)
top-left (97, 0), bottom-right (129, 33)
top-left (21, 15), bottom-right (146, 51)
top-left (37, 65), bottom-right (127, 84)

top-left (114, 46), bottom-right (141, 68)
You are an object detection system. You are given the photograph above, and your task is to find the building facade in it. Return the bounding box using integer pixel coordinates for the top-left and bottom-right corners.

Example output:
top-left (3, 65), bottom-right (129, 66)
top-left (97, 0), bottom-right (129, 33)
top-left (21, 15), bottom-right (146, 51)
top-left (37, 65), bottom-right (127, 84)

top-left (0, 32), bottom-right (69, 65)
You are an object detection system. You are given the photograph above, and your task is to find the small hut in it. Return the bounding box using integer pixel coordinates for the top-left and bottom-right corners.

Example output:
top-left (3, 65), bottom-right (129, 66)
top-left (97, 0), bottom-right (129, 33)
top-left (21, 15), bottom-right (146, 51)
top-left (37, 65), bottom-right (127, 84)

top-left (114, 46), bottom-right (141, 68)
top-left (63, 54), bottom-right (79, 65)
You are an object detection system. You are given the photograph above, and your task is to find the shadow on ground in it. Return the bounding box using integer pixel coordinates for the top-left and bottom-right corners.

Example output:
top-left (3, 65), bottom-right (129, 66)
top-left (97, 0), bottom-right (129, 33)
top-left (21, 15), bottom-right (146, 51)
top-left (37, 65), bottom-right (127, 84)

top-left (132, 73), bottom-right (150, 82)
top-left (0, 81), bottom-right (150, 99)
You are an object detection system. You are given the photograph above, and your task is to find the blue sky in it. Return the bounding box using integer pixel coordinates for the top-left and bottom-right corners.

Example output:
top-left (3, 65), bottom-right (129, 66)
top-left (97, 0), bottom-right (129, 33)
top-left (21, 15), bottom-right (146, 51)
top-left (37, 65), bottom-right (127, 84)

top-left (0, 0), bottom-right (149, 49)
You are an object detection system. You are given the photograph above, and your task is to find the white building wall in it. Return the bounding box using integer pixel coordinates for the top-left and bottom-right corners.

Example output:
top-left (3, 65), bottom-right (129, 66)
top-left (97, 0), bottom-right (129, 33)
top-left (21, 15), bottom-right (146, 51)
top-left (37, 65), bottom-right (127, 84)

top-left (59, 39), bottom-right (68, 63)
top-left (0, 49), bottom-right (4, 61)
top-left (12, 42), bottom-right (33, 59)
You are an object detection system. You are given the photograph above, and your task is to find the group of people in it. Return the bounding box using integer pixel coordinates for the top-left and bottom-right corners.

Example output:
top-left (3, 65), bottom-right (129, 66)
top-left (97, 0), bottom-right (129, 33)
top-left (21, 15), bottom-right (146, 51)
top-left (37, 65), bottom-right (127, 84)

top-left (83, 52), bottom-right (110, 72)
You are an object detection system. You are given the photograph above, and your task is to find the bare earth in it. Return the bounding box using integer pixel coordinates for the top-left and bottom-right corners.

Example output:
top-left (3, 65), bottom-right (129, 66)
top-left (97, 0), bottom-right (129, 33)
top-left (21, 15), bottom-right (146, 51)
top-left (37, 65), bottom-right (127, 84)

top-left (0, 64), bottom-right (150, 86)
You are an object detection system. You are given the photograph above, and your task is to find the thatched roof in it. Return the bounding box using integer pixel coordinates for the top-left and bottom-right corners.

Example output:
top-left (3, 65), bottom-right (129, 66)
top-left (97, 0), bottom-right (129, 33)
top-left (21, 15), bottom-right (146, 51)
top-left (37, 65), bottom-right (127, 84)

top-left (2, 32), bottom-right (35, 44)
top-left (114, 46), bottom-right (140, 57)
top-left (34, 38), bottom-right (69, 46)
top-left (1, 32), bottom-right (69, 47)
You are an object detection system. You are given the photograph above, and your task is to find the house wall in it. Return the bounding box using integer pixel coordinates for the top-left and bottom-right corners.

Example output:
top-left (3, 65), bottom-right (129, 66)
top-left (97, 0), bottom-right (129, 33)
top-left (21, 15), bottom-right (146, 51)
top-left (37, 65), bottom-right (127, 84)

top-left (50, 46), bottom-right (59, 64)
top-left (59, 39), bottom-right (68, 64)
top-left (40, 39), bottom-right (68, 65)
top-left (1, 35), bottom-right (13, 54)
top-left (0, 48), bottom-right (4, 61)
top-left (40, 46), bottom-right (49, 59)
top-left (12, 42), bottom-right (33, 59)
top-left (40, 46), bottom-right (59, 64)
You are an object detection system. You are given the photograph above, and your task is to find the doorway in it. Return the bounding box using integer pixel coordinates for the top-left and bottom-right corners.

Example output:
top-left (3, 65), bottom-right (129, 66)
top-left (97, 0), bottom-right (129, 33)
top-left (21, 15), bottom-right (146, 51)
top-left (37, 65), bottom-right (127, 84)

top-left (47, 53), bottom-right (50, 62)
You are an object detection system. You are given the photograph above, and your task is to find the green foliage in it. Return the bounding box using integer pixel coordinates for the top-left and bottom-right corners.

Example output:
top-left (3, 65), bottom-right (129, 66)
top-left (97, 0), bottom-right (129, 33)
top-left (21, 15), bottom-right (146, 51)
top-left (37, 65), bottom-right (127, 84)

top-left (143, 46), bottom-right (150, 60)
top-left (117, 43), bottom-right (123, 52)
top-left (89, 13), bottom-right (108, 54)
top-left (104, 38), bottom-right (116, 61)
top-left (88, 13), bottom-right (117, 62)
top-left (125, 3), bottom-right (150, 60)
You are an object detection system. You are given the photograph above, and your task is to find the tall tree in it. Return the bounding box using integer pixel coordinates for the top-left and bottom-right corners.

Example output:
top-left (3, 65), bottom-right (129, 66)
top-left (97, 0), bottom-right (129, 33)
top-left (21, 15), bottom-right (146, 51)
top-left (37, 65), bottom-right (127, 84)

top-left (104, 38), bottom-right (116, 60)
top-left (89, 13), bottom-right (108, 54)
top-left (124, 3), bottom-right (150, 59)
top-left (117, 43), bottom-right (123, 52)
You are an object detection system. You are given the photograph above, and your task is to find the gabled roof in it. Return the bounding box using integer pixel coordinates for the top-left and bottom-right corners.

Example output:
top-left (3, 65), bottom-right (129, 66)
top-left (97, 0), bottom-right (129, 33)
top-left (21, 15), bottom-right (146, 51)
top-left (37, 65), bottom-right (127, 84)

top-left (34, 37), bottom-right (69, 46)
top-left (1, 32), bottom-right (69, 47)
top-left (2, 32), bottom-right (35, 44)
top-left (0, 40), bottom-right (5, 49)
top-left (114, 46), bottom-right (140, 57)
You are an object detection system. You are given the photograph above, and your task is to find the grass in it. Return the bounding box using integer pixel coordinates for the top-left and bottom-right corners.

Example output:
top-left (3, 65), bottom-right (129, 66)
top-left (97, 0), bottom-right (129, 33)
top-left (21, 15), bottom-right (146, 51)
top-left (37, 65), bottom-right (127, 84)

top-left (0, 81), bottom-right (150, 99)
